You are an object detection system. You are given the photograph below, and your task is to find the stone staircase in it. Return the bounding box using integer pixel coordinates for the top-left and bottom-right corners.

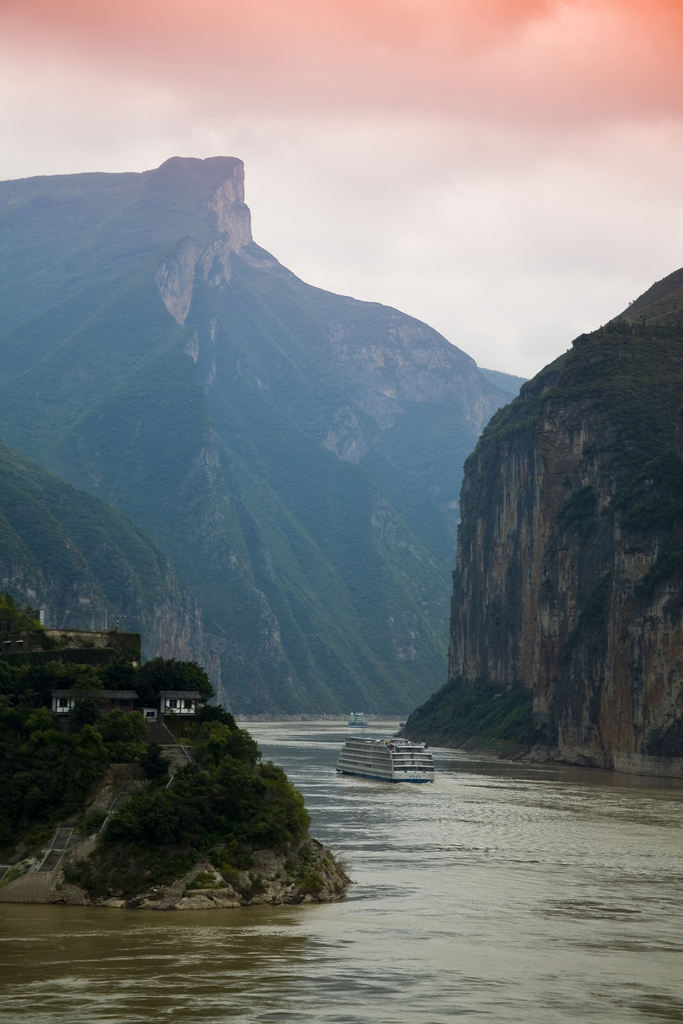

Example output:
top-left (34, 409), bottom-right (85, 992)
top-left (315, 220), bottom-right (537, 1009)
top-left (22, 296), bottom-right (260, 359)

top-left (39, 827), bottom-right (73, 871)
top-left (146, 721), bottom-right (176, 744)
top-left (146, 721), bottom-right (192, 771)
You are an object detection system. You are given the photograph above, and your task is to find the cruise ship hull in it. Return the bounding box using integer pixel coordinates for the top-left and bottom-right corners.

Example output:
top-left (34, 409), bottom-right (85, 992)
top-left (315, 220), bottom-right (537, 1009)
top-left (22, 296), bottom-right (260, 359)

top-left (336, 769), bottom-right (433, 783)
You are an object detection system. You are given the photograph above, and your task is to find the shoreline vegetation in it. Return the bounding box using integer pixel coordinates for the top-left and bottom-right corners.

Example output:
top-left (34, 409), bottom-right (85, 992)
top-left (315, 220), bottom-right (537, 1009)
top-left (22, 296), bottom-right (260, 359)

top-left (401, 677), bottom-right (535, 758)
top-left (0, 602), bottom-right (349, 909)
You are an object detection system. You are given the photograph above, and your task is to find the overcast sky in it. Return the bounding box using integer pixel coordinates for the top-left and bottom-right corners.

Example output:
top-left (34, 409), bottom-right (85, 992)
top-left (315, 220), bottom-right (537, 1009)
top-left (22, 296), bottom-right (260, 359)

top-left (2, 0), bottom-right (683, 377)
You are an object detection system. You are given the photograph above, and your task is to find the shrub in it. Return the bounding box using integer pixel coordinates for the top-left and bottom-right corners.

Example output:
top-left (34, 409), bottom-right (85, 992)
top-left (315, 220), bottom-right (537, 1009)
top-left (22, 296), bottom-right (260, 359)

top-left (136, 657), bottom-right (213, 705)
top-left (195, 704), bottom-right (236, 729)
top-left (97, 710), bottom-right (147, 762)
top-left (186, 870), bottom-right (227, 890)
top-left (299, 869), bottom-right (323, 895)
top-left (76, 808), bottom-right (108, 834)
top-left (0, 706), bottom-right (108, 845)
top-left (140, 741), bottom-right (170, 781)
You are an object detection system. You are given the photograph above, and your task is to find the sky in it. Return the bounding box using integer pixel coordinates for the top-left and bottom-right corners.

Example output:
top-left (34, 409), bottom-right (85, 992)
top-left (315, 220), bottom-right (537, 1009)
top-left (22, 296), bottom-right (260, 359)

top-left (2, 1), bottom-right (683, 377)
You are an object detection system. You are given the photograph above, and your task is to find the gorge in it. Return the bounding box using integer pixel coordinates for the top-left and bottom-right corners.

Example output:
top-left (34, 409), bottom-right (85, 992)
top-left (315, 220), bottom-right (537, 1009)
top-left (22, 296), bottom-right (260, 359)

top-left (0, 156), bottom-right (516, 714)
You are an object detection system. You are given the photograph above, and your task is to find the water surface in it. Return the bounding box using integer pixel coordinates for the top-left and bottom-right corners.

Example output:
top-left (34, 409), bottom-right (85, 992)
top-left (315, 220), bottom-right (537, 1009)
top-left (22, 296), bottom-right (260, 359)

top-left (1, 722), bottom-right (682, 1023)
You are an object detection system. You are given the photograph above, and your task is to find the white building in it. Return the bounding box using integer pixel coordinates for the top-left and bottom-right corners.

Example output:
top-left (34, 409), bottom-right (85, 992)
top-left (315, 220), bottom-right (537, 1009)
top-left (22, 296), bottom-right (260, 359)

top-left (158, 690), bottom-right (202, 716)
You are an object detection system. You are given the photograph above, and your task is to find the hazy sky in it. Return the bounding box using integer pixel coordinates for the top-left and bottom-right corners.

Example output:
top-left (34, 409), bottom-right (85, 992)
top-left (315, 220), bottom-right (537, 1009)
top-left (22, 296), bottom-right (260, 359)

top-left (2, 0), bottom-right (683, 376)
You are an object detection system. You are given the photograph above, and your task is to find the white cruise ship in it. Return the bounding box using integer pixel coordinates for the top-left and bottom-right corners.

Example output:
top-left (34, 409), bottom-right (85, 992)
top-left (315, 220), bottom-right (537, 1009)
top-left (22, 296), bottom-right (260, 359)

top-left (336, 735), bottom-right (434, 782)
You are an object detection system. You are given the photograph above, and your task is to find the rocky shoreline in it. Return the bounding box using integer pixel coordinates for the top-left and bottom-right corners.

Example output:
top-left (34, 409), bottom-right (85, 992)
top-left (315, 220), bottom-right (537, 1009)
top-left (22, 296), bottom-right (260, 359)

top-left (0, 836), bottom-right (350, 910)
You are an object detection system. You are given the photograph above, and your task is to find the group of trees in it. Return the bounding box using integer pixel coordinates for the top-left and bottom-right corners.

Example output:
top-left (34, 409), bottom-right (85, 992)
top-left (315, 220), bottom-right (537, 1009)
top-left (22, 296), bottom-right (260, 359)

top-left (0, 595), bottom-right (216, 851)
top-left (0, 654), bottom-right (214, 712)
top-left (0, 593), bottom-right (42, 630)
top-left (68, 717), bottom-right (310, 898)
top-left (0, 705), bottom-right (109, 848)
top-left (0, 597), bottom-right (312, 889)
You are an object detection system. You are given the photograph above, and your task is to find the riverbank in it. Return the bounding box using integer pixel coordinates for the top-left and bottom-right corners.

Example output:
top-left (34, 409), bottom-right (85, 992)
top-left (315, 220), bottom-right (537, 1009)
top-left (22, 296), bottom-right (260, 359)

top-left (0, 834), bottom-right (349, 909)
top-left (1, 711), bottom-right (350, 909)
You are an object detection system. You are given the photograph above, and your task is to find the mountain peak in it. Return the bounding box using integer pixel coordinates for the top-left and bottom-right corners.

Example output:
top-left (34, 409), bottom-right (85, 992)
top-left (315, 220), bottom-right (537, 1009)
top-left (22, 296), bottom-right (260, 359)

top-left (618, 266), bottom-right (683, 322)
top-left (144, 155), bottom-right (245, 198)
top-left (142, 156), bottom-right (252, 246)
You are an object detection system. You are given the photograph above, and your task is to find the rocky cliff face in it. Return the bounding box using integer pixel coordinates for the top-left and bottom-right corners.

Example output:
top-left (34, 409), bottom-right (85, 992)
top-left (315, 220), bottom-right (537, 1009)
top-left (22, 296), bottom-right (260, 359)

top-left (155, 163), bottom-right (252, 325)
top-left (450, 269), bottom-right (683, 777)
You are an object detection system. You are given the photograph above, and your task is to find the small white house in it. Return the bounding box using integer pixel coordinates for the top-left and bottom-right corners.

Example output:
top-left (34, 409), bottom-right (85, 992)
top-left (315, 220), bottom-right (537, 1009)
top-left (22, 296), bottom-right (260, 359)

top-left (158, 690), bottom-right (201, 716)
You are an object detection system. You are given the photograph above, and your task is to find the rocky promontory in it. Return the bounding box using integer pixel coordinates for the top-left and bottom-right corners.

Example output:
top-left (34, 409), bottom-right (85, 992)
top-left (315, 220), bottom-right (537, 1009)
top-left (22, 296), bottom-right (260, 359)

top-left (0, 655), bottom-right (350, 908)
top-left (1, 827), bottom-right (347, 911)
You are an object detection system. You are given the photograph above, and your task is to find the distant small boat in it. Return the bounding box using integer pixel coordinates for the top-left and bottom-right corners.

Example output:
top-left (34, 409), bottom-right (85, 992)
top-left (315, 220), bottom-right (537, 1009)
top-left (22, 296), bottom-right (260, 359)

top-left (348, 712), bottom-right (369, 728)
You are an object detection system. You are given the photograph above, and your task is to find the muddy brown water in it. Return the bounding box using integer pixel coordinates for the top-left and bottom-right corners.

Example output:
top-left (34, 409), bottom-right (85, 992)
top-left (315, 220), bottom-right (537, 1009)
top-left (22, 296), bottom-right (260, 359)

top-left (1, 721), bottom-right (682, 1023)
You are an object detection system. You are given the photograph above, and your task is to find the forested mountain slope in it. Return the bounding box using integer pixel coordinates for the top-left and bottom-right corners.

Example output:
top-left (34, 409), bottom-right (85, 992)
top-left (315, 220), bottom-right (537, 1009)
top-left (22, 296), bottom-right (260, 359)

top-left (0, 440), bottom-right (207, 665)
top-left (408, 266), bottom-right (683, 775)
top-left (0, 156), bottom-right (509, 713)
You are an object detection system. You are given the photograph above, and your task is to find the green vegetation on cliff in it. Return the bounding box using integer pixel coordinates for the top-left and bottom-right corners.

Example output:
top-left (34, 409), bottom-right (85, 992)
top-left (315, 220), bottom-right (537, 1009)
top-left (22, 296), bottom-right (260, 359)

top-left (477, 367), bottom-right (527, 397)
top-left (0, 643), bottom-right (214, 851)
top-left (67, 725), bottom-right (310, 900)
top-left (0, 594), bottom-right (42, 630)
top-left (408, 266), bottom-right (683, 765)
top-left (403, 677), bottom-right (534, 755)
top-left (0, 438), bottom-right (204, 661)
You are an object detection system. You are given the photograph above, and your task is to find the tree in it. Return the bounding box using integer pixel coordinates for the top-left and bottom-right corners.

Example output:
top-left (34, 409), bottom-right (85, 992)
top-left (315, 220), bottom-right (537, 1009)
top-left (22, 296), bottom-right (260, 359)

top-left (136, 658), bottom-right (213, 705)
top-left (140, 741), bottom-right (170, 782)
top-left (196, 703), bottom-right (236, 729)
top-left (194, 722), bottom-right (260, 769)
top-left (0, 594), bottom-right (42, 631)
top-left (102, 659), bottom-right (137, 691)
top-left (69, 697), bottom-right (101, 730)
top-left (97, 710), bottom-right (147, 762)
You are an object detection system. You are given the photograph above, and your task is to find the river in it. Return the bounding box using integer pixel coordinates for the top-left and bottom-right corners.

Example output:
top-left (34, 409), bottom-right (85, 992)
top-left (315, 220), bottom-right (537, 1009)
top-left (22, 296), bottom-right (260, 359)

top-left (1, 721), bottom-right (682, 1023)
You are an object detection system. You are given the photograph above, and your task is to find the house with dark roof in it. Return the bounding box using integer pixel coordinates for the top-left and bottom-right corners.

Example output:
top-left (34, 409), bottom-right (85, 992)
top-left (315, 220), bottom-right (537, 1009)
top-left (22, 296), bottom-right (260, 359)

top-left (50, 688), bottom-right (204, 720)
top-left (158, 691), bottom-right (202, 716)
top-left (51, 690), bottom-right (138, 715)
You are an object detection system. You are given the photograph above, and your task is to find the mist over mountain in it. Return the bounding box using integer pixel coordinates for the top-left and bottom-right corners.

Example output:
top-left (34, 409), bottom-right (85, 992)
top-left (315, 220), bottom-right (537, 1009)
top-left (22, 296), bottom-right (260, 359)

top-left (477, 368), bottom-right (527, 397)
top-left (0, 156), bottom-right (512, 713)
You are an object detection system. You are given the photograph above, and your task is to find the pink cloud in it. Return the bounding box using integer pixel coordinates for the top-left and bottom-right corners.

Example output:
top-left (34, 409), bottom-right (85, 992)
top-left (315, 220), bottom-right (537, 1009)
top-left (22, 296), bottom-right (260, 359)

top-left (3, 1), bottom-right (683, 123)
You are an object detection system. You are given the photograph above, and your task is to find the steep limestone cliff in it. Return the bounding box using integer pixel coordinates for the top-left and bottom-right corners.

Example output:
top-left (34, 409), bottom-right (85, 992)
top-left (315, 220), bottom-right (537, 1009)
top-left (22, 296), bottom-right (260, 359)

top-left (445, 269), bottom-right (683, 777)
